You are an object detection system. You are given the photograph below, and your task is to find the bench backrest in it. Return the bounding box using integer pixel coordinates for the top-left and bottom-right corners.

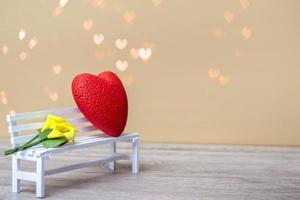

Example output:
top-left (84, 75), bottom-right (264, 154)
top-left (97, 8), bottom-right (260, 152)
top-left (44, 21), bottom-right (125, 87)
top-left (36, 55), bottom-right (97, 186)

top-left (6, 107), bottom-right (98, 147)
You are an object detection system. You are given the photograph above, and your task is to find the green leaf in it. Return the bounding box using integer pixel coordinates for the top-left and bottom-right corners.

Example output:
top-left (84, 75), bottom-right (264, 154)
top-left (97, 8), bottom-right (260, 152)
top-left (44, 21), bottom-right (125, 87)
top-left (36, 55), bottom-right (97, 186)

top-left (4, 129), bottom-right (65, 156)
top-left (38, 129), bottom-right (52, 141)
top-left (42, 137), bottom-right (68, 148)
top-left (23, 134), bottom-right (39, 146)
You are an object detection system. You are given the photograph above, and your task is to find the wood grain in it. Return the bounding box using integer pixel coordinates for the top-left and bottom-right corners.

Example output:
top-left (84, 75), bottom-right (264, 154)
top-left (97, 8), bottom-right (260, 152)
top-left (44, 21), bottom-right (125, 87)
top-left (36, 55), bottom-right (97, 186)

top-left (1, 141), bottom-right (300, 200)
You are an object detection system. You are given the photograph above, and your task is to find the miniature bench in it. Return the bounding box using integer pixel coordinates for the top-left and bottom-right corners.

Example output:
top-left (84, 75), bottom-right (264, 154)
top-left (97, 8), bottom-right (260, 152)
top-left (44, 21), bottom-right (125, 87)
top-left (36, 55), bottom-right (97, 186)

top-left (6, 107), bottom-right (139, 198)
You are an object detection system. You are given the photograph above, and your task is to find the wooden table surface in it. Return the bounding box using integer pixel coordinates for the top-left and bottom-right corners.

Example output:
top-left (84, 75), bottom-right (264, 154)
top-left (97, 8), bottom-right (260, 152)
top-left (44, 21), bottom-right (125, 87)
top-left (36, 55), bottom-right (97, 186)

top-left (0, 141), bottom-right (300, 200)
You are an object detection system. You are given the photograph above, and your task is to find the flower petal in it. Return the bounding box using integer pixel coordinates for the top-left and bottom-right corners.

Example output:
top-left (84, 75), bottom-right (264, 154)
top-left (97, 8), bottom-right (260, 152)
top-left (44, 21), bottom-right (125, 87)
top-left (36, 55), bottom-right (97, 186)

top-left (42, 115), bottom-right (67, 131)
top-left (63, 129), bottom-right (76, 141)
top-left (47, 128), bottom-right (64, 139)
top-left (43, 115), bottom-right (77, 143)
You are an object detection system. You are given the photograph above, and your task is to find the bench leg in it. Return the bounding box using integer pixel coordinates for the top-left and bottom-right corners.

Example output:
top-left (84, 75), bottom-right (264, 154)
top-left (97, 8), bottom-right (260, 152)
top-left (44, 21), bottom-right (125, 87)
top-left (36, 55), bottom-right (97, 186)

top-left (12, 155), bottom-right (21, 193)
top-left (131, 138), bottom-right (139, 174)
top-left (109, 142), bottom-right (116, 172)
top-left (36, 157), bottom-right (45, 198)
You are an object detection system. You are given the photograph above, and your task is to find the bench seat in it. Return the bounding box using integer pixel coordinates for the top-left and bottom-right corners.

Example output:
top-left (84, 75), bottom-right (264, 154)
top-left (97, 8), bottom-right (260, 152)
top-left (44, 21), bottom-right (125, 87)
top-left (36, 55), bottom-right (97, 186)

top-left (17, 133), bottom-right (138, 158)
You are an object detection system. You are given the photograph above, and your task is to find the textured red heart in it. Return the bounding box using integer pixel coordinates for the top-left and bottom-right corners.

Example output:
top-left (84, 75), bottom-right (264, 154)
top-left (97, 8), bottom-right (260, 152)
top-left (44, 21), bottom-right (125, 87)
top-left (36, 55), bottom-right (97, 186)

top-left (71, 71), bottom-right (128, 137)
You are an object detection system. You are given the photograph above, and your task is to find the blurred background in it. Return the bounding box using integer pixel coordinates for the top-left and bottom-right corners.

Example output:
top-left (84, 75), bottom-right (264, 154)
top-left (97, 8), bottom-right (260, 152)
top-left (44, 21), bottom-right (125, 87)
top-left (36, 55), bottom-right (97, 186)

top-left (0, 0), bottom-right (300, 146)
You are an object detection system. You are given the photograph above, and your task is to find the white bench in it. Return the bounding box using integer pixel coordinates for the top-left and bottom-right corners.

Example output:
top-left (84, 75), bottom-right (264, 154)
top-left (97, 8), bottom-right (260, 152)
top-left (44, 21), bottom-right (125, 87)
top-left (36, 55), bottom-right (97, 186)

top-left (6, 107), bottom-right (139, 198)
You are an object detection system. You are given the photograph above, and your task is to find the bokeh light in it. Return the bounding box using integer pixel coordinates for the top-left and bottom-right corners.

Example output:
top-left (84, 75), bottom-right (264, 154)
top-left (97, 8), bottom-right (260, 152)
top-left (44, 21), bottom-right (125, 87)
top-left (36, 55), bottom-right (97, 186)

top-left (242, 26), bottom-right (252, 39)
top-left (52, 65), bottom-right (62, 75)
top-left (83, 19), bottom-right (94, 30)
top-left (18, 29), bottom-right (26, 41)
top-left (123, 11), bottom-right (136, 24)
top-left (116, 60), bottom-right (128, 71)
top-left (115, 39), bottom-right (128, 50)
top-left (19, 51), bottom-right (28, 61)
top-left (93, 33), bottom-right (104, 45)
top-left (138, 48), bottom-right (152, 61)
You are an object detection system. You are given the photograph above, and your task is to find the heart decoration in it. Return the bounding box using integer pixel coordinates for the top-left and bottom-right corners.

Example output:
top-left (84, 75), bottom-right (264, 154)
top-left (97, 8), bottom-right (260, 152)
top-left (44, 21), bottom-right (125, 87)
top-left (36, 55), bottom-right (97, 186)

top-left (59, 0), bottom-right (68, 7)
top-left (224, 11), bottom-right (234, 23)
top-left (240, 0), bottom-right (250, 9)
top-left (2, 45), bottom-right (8, 55)
top-left (123, 11), bottom-right (136, 24)
top-left (49, 91), bottom-right (59, 102)
top-left (83, 19), bottom-right (93, 30)
top-left (116, 60), bottom-right (128, 71)
top-left (208, 68), bottom-right (220, 79)
top-left (71, 71), bottom-right (128, 137)
top-left (93, 33), bottom-right (104, 45)
top-left (52, 64), bottom-right (62, 74)
top-left (115, 39), bottom-right (128, 50)
top-left (242, 27), bottom-right (252, 39)
top-left (152, 0), bottom-right (162, 7)
top-left (130, 48), bottom-right (139, 59)
top-left (19, 51), bottom-right (28, 61)
top-left (19, 29), bottom-right (26, 41)
top-left (218, 75), bottom-right (231, 86)
top-left (138, 48), bottom-right (152, 60)
top-left (28, 38), bottom-right (38, 49)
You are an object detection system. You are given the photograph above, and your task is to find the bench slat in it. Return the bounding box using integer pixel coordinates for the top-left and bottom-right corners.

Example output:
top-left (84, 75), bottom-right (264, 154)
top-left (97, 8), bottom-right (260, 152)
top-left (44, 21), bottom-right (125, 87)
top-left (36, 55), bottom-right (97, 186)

top-left (9, 117), bottom-right (90, 133)
top-left (18, 135), bottom-right (111, 156)
top-left (9, 122), bottom-right (44, 133)
top-left (12, 134), bottom-right (37, 146)
top-left (16, 133), bottom-right (138, 157)
top-left (45, 153), bottom-right (131, 176)
top-left (35, 133), bottom-right (138, 156)
top-left (7, 107), bottom-right (81, 123)
top-left (78, 125), bottom-right (98, 132)
top-left (12, 125), bottom-right (100, 146)
top-left (17, 171), bottom-right (36, 182)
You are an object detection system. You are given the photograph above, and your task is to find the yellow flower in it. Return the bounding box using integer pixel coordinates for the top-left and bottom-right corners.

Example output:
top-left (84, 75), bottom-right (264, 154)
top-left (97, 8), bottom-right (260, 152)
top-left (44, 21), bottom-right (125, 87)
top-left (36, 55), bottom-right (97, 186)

top-left (41, 115), bottom-right (67, 131)
top-left (42, 115), bottom-right (78, 144)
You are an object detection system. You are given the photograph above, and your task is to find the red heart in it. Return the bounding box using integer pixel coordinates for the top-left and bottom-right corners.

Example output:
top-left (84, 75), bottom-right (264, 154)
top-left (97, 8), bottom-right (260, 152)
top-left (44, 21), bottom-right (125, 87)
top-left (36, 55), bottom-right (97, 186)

top-left (71, 71), bottom-right (128, 137)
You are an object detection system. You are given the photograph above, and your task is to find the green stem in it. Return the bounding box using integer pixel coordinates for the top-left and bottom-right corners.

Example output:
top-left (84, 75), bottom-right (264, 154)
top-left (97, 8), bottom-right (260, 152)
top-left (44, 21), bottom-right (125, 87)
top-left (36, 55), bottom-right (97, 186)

top-left (4, 138), bottom-right (46, 156)
top-left (4, 133), bottom-right (47, 156)
top-left (23, 134), bottom-right (39, 146)
top-left (4, 134), bottom-right (37, 155)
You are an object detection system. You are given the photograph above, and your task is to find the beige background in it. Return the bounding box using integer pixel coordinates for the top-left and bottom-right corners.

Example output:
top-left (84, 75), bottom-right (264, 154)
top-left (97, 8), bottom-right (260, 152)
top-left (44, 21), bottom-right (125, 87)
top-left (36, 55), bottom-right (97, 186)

top-left (0, 0), bottom-right (300, 146)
